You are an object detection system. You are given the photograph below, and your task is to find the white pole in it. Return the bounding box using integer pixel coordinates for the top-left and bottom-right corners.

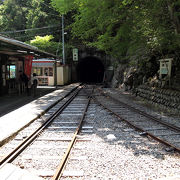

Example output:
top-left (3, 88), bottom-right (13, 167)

top-left (62, 14), bottom-right (65, 65)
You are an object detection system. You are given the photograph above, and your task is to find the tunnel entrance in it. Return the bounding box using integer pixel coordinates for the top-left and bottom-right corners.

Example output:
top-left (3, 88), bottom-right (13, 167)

top-left (77, 56), bottom-right (104, 83)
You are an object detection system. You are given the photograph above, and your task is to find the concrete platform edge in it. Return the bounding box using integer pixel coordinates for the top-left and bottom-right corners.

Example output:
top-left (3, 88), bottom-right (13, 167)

top-left (0, 84), bottom-right (80, 146)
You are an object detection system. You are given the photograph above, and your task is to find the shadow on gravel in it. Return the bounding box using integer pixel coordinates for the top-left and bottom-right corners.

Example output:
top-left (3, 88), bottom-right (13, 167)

top-left (93, 109), bottom-right (177, 159)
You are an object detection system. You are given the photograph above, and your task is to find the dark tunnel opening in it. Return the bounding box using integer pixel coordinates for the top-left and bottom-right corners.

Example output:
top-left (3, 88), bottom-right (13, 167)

top-left (77, 56), bottom-right (104, 83)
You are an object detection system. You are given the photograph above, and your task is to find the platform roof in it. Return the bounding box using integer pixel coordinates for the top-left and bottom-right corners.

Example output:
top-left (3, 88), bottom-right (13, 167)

top-left (0, 35), bottom-right (58, 59)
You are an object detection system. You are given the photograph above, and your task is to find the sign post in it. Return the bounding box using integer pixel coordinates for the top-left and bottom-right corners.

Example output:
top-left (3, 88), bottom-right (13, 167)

top-left (159, 58), bottom-right (173, 86)
top-left (159, 58), bottom-right (173, 79)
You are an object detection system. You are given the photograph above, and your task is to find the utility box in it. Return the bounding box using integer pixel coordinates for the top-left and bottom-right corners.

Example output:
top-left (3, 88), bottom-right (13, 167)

top-left (57, 65), bottom-right (71, 85)
top-left (159, 58), bottom-right (173, 79)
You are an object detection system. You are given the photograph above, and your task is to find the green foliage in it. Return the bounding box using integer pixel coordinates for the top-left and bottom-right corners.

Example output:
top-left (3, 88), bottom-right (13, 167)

top-left (28, 35), bottom-right (61, 56)
top-left (0, 0), bottom-right (76, 60)
top-left (0, 0), bottom-right (61, 41)
top-left (54, 0), bottom-right (134, 57)
top-left (51, 0), bottom-right (76, 14)
top-left (0, 0), bottom-right (28, 32)
top-left (51, 0), bottom-right (180, 62)
top-left (0, 0), bottom-right (179, 66)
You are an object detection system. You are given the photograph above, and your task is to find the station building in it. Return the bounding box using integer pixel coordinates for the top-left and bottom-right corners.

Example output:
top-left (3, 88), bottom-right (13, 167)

top-left (0, 35), bottom-right (58, 96)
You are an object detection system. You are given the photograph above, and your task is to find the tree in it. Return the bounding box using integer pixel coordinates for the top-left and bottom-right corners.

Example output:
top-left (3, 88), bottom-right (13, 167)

top-left (26, 0), bottom-right (61, 41)
top-left (28, 35), bottom-right (61, 56)
top-left (0, 0), bottom-right (29, 33)
top-left (51, 0), bottom-right (180, 60)
top-left (28, 34), bottom-right (73, 62)
top-left (0, 0), bottom-right (61, 41)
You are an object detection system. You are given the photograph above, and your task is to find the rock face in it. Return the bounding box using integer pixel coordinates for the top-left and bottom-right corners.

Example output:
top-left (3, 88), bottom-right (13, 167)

top-left (110, 59), bottom-right (180, 113)
top-left (110, 64), bottom-right (143, 90)
top-left (111, 64), bottom-right (127, 88)
top-left (135, 84), bottom-right (180, 113)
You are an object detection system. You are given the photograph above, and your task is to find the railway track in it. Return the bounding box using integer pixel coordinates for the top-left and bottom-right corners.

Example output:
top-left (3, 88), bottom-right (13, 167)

top-left (0, 84), bottom-right (179, 179)
top-left (94, 87), bottom-right (180, 152)
top-left (0, 85), bottom-right (95, 179)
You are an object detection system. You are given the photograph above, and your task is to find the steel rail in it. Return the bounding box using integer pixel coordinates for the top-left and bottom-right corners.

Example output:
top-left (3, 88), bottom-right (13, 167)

top-left (52, 87), bottom-right (93, 180)
top-left (97, 88), bottom-right (180, 132)
top-left (92, 96), bottom-right (180, 153)
top-left (40, 84), bottom-right (81, 116)
top-left (0, 86), bottom-right (83, 169)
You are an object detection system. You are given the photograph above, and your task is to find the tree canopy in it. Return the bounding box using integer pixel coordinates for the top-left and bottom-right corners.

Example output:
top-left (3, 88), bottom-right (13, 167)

top-left (0, 0), bottom-right (179, 66)
top-left (29, 35), bottom-right (61, 56)
top-left (0, 0), bottom-right (61, 41)
top-left (51, 0), bottom-right (180, 62)
top-left (0, 0), bottom-right (63, 56)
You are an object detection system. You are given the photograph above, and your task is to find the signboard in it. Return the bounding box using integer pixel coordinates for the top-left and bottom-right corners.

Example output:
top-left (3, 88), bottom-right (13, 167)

top-left (161, 68), bottom-right (168, 74)
top-left (107, 66), bottom-right (114, 71)
top-left (73, 48), bottom-right (78, 61)
top-left (159, 58), bottom-right (173, 79)
top-left (24, 55), bottom-right (33, 79)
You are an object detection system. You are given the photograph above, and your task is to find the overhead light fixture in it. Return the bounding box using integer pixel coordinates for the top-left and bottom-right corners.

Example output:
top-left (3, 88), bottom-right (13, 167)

top-left (17, 50), bottom-right (27, 53)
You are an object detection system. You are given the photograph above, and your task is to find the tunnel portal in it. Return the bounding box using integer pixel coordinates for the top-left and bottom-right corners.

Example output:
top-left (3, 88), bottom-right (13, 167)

top-left (77, 56), bottom-right (104, 83)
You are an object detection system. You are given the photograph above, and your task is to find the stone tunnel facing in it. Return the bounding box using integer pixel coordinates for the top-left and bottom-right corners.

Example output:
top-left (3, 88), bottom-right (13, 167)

top-left (77, 56), bottom-right (104, 83)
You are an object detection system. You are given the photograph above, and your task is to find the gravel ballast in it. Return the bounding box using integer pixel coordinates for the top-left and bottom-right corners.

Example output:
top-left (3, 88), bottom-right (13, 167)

top-left (61, 92), bottom-right (180, 180)
top-left (0, 87), bottom-right (179, 180)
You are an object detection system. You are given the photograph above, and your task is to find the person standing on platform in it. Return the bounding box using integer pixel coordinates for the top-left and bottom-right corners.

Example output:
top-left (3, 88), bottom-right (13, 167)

top-left (19, 71), bottom-right (29, 95)
top-left (31, 73), bottom-right (38, 97)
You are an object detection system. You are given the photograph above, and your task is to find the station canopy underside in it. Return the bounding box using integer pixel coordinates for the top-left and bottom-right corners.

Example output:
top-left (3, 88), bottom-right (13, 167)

top-left (0, 35), bottom-right (57, 59)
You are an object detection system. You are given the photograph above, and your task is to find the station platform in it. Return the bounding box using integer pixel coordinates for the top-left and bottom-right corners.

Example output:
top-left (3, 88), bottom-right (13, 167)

top-left (0, 163), bottom-right (43, 180)
top-left (0, 83), bottom-right (79, 146)
top-left (0, 86), bottom-right (56, 117)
